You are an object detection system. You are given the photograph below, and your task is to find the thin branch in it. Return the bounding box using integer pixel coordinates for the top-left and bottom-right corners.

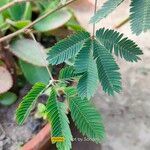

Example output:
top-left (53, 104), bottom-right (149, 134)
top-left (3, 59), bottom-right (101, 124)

top-left (0, 0), bottom-right (32, 13)
top-left (30, 33), bottom-right (55, 83)
top-left (0, 0), bottom-right (77, 43)
top-left (92, 0), bottom-right (97, 37)
top-left (114, 17), bottom-right (130, 29)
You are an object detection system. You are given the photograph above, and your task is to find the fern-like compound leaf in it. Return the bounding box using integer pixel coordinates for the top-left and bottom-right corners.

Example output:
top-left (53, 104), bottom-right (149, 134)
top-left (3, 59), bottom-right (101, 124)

top-left (59, 66), bottom-right (77, 80)
top-left (130, 0), bottom-right (150, 35)
top-left (47, 31), bottom-right (90, 65)
top-left (93, 39), bottom-right (122, 95)
top-left (64, 86), bottom-right (77, 98)
top-left (74, 39), bottom-right (92, 73)
top-left (75, 39), bottom-right (98, 99)
top-left (77, 62), bottom-right (98, 99)
top-left (16, 82), bottom-right (46, 125)
top-left (56, 104), bottom-right (72, 150)
top-left (69, 96), bottom-right (105, 143)
top-left (96, 28), bottom-right (143, 62)
top-left (90, 0), bottom-right (124, 23)
top-left (46, 89), bottom-right (72, 150)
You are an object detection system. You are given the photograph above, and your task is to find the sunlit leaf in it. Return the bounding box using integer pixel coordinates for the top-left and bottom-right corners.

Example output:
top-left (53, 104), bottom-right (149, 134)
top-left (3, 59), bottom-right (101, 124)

top-left (34, 9), bottom-right (72, 32)
top-left (10, 38), bottom-right (48, 66)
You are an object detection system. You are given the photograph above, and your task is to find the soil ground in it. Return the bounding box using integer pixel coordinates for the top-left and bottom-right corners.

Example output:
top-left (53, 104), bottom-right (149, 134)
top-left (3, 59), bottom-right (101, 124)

top-left (0, 85), bottom-right (46, 150)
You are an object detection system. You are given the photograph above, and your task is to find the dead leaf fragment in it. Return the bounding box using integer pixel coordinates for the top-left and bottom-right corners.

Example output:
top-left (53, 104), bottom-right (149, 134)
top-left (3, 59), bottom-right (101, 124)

top-left (0, 67), bottom-right (13, 94)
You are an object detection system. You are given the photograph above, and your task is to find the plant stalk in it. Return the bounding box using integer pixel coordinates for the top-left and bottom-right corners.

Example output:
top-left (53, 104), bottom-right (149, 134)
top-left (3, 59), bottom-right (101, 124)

top-left (92, 0), bottom-right (97, 38)
top-left (114, 17), bottom-right (130, 29)
top-left (29, 33), bottom-right (54, 83)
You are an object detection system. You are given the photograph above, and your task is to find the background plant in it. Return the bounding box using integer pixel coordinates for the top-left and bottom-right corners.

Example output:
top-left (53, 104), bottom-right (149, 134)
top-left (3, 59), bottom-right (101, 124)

top-left (0, 0), bottom-right (150, 150)
top-left (0, 0), bottom-right (81, 105)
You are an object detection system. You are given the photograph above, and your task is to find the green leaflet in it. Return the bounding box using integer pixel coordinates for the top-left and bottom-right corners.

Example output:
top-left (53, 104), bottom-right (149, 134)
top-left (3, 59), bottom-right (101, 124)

top-left (74, 39), bottom-right (91, 73)
top-left (75, 39), bottom-right (98, 99)
top-left (47, 31), bottom-right (90, 65)
top-left (130, 0), bottom-right (150, 35)
top-left (59, 66), bottom-right (77, 80)
top-left (77, 58), bottom-right (98, 99)
top-left (93, 39), bottom-right (122, 95)
top-left (90, 0), bottom-right (124, 23)
top-left (46, 89), bottom-right (72, 150)
top-left (64, 87), bottom-right (77, 98)
top-left (48, 28), bottom-right (142, 97)
top-left (96, 28), bottom-right (143, 62)
top-left (56, 103), bottom-right (72, 150)
top-left (74, 39), bottom-right (92, 73)
top-left (16, 82), bottom-right (46, 125)
top-left (69, 96), bottom-right (105, 143)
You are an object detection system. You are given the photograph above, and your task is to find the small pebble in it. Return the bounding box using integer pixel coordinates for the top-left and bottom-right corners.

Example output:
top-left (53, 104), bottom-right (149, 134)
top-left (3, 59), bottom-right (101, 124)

top-left (27, 118), bottom-right (43, 134)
